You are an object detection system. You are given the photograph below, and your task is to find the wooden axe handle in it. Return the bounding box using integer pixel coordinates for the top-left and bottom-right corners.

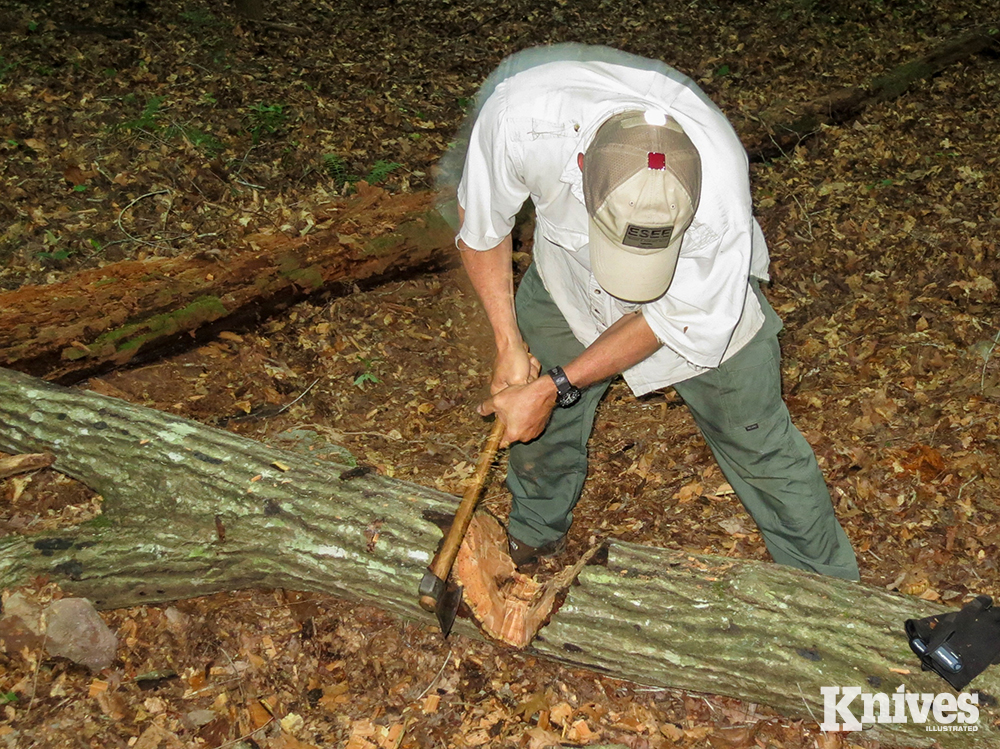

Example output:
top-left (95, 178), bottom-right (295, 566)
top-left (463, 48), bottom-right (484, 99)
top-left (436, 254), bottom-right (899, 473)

top-left (423, 418), bottom-right (505, 589)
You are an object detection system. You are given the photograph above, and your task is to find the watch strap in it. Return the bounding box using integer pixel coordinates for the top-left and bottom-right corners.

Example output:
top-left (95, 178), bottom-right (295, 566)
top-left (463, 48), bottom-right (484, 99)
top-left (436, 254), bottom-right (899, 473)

top-left (548, 365), bottom-right (573, 396)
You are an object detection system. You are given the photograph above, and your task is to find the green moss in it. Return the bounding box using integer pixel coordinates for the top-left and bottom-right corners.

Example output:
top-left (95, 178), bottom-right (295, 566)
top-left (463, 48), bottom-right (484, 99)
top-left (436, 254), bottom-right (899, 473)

top-left (363, 234), bottom-right (403, 257)
top-left (83, 514), bottom-right (113, 528)
top-left (62, 296), bottom-right (228, 360)
top-left (284, 266), bottom-right (324, 290)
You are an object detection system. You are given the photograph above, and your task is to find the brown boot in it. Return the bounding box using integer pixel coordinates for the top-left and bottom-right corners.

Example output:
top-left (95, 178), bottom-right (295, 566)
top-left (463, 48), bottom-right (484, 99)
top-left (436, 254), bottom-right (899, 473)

top-left (507, 531), bottom-right (567, 568)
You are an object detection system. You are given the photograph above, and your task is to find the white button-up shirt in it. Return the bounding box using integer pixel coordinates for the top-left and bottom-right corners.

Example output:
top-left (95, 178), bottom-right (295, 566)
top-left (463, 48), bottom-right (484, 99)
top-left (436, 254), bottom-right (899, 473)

top-left (456, 45), bottom-right (771, 396)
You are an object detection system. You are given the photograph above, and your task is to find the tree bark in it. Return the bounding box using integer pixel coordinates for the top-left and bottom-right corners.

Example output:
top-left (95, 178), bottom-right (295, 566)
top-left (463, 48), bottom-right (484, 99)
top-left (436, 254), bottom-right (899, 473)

top-left (0, 365), bottom-right (997, 748)
top-left (746, 25), bottom-right (1000, 161)
top-left (0, 186), bottom-right (455, 384)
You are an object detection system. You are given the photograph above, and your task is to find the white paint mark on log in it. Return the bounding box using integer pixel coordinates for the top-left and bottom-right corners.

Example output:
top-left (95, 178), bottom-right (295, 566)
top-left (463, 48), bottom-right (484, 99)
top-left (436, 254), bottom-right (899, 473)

top-left (406, 549), bottom-right (430, 563)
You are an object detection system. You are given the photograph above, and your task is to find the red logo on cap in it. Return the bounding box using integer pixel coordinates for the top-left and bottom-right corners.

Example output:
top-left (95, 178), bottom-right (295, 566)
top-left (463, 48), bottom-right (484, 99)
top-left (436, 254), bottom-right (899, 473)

top-left (648, 152), bottom-right (666, 170)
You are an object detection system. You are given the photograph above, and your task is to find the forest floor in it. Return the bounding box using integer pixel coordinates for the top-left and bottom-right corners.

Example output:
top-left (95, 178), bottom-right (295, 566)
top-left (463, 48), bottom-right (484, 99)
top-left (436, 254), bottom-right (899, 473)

top-left (2, 0), bottom-right (1000, 747)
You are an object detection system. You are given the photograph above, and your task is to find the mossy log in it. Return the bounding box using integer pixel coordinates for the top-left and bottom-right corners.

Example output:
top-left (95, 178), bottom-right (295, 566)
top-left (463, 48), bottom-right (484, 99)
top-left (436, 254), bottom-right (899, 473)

top-left (0, 186), bottom-right (455, 384)
top-left (0, 366), bottom-right (997, 747)
top-left (747, 25), bottom-right (1000, 161)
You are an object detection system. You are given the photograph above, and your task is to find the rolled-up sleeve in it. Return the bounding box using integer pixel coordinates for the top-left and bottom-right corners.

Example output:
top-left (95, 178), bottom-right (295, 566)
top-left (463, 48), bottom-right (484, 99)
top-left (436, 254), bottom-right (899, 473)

top-left (456, 93), bottom-right (531, 251)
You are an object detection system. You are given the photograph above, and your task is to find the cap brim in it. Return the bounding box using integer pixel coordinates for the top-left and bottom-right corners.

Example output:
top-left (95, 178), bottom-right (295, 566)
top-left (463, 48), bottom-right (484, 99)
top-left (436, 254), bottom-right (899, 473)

top-left (588, 216), bottom-right (682, 303)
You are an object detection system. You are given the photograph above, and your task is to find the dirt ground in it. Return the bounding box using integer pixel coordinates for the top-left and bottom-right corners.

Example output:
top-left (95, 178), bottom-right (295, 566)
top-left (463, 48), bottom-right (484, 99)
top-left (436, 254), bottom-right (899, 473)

top-left (2, 0), bottom-right (1000, 747)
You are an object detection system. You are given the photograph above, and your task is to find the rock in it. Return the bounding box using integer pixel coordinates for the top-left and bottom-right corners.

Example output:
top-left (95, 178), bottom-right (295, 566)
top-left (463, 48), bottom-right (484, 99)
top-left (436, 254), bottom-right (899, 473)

top-left (185, 709), bottom-right (217, 728)
top-left (0, 592), bottom-right (45, 655)
top-left (42, 598), bottom-right (118, 671)
top-left (162, 606), bottom-right (189, 633)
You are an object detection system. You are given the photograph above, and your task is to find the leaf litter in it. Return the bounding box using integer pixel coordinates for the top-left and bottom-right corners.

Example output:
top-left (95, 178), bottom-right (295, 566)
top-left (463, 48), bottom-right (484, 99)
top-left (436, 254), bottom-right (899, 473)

top-left (1, 0), bottom-right (1000, 746)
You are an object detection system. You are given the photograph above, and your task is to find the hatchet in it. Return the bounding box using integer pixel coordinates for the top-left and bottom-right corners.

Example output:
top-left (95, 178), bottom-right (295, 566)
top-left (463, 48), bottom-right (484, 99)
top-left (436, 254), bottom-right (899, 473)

top-left (418, 418), bottom-right (505, 635)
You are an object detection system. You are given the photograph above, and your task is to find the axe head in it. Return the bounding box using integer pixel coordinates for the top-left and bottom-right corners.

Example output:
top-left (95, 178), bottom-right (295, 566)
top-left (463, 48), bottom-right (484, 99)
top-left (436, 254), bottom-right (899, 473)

top-left (418, 569), bottom-right (463, 637)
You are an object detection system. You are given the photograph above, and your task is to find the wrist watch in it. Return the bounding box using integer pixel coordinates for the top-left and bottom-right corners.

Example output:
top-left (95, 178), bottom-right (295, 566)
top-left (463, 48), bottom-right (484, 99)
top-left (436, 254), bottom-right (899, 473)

top-left (547, 365), bottom-right (582, 408)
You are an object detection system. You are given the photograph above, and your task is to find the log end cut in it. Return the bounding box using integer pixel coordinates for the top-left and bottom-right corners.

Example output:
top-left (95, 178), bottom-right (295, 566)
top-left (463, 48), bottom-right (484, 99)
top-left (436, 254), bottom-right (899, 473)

top-left (454, 513), bottom-right (599, 648)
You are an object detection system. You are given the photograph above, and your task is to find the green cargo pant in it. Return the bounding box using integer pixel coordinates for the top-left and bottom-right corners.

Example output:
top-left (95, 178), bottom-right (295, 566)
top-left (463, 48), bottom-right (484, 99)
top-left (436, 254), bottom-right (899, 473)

top-left (507, 263), bottom-right (859, 581)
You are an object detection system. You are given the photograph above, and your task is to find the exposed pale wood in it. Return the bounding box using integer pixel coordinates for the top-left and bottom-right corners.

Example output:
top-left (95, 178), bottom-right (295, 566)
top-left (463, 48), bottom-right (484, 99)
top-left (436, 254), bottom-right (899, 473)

top-left (0, 453), bottom-right (55, 479)
top-left (455, 512), bottom-right (599, 648)
top-left (0, 366), bottom-right (997, 748)
top-left (0, 187), bottom-right (455, 384)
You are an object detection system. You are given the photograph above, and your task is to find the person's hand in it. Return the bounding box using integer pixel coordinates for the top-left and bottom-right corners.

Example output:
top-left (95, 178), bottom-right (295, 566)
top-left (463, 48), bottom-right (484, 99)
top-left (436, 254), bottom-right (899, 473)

top-left (490, 342), bottom-right (541, 395)
top-left (478, 376), bottom-right (557, 447)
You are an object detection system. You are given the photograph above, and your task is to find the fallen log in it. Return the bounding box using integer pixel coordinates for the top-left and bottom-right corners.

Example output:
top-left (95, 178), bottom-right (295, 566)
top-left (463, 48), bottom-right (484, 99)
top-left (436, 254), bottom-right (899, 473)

top-left (0, 186), bottom-right (455, 384)
top-left (746, 25), bottom-right (1000, 161)
top-left (0, 365), bottom-right (997, 748)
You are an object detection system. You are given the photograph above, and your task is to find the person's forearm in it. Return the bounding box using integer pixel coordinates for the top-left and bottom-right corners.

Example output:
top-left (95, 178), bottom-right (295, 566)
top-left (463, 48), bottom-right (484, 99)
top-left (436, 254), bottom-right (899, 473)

top-left (456, 205), bottom-right (522, 352)
top-left (459, 234), bottom-right (522, 351)
top-left (563, 312), bottom-right (661, 388)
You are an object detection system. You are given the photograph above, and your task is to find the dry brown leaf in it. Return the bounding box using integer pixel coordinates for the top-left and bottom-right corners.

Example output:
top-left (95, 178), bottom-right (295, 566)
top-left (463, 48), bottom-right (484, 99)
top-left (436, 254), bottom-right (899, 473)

top-left (549, 701), bottom-right (573, 727)
top-left (523, 726), bottom-right (562, 749)
top-left (676, 482), bottom-right (704, 503)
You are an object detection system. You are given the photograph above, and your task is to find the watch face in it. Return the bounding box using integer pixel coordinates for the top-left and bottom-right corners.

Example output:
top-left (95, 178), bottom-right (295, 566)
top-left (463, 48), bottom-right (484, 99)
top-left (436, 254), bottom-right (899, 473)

top-left (556, 387), bottom-right (582, 408)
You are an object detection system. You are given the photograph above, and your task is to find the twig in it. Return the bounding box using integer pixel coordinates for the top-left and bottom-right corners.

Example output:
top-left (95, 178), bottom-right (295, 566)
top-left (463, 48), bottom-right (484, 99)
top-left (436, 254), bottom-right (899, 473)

top-left (184, 674), bottom-right (245, 697)
top-left (245, 18), bottom-right (311, 35)
top-left (796, 682), bottom-right (821, 728)
top-left (276, 378), bottom-right (320, 414)
top-left (394, 716), bottom-right (410, 749)
top-left (415, 647), bottom-right (452, 702)
top-left (980, 328), bottom-right (1000, 391)
top-left (219, 648), bottom-right (248, 705)
top-left (957, 476), bottom-right (977, 502)
top-left (338, 430), bottom-right (471, 460)
top-left (216, 716), bottom-right (276, 749)
top-left (24, 634), bottom-right (47, 717)
top-left (235, 178), bottom-right (266, 190)
top-left (116, 189), bottom-right (172, 250)
top-left (790, 193), bottom-right (814, 241)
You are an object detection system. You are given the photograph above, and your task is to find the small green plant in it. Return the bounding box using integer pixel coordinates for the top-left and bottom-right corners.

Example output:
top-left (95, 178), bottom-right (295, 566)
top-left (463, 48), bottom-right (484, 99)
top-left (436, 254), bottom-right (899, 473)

top-left (175, 126), bottom-right (224, 153)
top-left (37, 248), bottom-right (74, 262)
top-left (366, 160), bottom-right (401, 184)
top-left (37, 230), bottom-right (74, 262)
top-left (116, 95), bottom-right (165, 133)
top-left (1, 692), bottom-right (16, 705)
top-left (0, 56), bottom-right (17, 82)
top-left (353, 357), bottom-right (381, 388)
top-left (323, 155), bottom-right (401, 190)
top-left (323, 153), bottom-right (351, 185)
top-left (246, 103), bottom-right (288, 144)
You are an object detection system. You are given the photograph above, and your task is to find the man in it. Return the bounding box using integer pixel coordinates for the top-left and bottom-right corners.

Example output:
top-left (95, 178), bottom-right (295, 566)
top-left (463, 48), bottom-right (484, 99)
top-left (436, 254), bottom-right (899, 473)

top-left (450, 44), bottom-right (859, 580)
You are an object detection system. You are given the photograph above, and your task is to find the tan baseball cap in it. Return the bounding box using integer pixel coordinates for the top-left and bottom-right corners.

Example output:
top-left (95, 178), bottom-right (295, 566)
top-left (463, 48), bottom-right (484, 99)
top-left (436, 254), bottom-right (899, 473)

top-left (582, 110), bottom-right (701, 302)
